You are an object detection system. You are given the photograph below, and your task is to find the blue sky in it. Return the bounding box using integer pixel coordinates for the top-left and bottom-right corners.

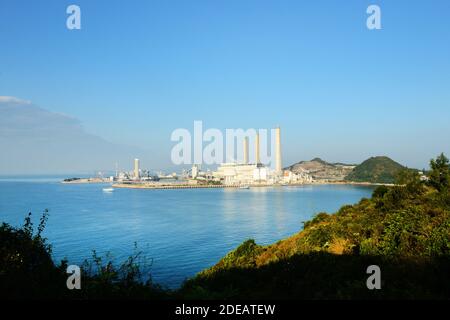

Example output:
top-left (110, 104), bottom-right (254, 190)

top-left (1, 0), bottom-right (449, 172)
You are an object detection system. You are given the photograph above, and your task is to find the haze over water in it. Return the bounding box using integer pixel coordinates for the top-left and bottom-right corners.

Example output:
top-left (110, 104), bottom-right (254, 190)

top-left (0, 177), bottom-right (374, 288)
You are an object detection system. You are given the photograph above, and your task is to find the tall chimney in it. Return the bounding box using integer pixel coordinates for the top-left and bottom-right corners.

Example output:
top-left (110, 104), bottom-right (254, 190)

top-left (243, 137), bottom-right (249, 164)
top-left (275, 127), bottom-right (282, 174)
top-left (255, 132), bottom-right (260, 164)
top-left (134, 158), bottom-right (140, 179)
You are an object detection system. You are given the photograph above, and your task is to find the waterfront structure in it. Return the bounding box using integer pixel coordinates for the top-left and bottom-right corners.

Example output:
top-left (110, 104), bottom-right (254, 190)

top-left (80, 126), bottom-right (312, 188)
top-left (275, 126), bottom-right (282, 174)
top-left (212, 126), bottom-right (309, 186)
top-left (134, 158), bottom-right (140, 179)
top-left (243, 137), bottom-right (249, 164)
top-left (283, 168), bottom-right (313, 184)
top-left (255, 132), bottom-right (261, 164)
top-left (213, 127), bottom-right (313, 186)
top-left (214, 162), bottom-right (270, 185)
top-left (191, 164), bottom-right (199, 179)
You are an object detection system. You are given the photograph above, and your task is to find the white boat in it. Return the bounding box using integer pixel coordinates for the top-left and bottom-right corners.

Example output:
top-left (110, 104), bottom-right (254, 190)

top-left (102, 187), bottom-right (114, 193)
top-left (239, 185), bottom-right (250, 189)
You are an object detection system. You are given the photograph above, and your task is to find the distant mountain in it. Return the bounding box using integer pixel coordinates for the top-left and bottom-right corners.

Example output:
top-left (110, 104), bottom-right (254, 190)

top-left (345, 156), bottom-right (405, 184)
top-left (285, 158), bottom-right (356, 181)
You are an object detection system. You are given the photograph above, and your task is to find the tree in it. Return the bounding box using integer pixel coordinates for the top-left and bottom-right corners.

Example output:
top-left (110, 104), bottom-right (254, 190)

top-left (428, 153), bottom-right (450, 192)
top-left (395, 168), bottom-right (423, 195)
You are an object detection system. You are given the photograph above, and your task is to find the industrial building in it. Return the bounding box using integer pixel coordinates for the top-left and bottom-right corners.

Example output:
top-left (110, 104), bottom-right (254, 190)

top-left (214, 162), bottom-right (270, 185)
top-left (134, 158), bottom-right (140, 179)
top-left (209, 126), bottom-right (311, 186)
top-left (116, 126), bottom-right (312, 187)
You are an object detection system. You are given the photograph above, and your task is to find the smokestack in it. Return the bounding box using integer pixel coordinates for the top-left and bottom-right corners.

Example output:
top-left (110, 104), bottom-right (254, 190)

top-left (243, 137), bottom-right (249, 164)
top-left (134, 158), bottom-right (140, 179)
top-left (255, 132), bottom-right (260, 164)
top-left (275, 127), bottom-right (282, 174)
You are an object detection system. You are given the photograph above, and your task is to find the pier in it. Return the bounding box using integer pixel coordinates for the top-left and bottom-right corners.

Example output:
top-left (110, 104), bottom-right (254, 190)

top-left (112, 183), bottom-right (274, 190)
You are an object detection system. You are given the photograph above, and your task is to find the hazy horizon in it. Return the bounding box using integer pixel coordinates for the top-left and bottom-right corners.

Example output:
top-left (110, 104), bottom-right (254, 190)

top-left (0, 96), bottom-right (444, 175)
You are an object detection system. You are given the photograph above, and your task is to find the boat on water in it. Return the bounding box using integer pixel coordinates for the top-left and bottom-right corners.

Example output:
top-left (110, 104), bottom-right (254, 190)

top-left (239, 185), bottom-right (250, 189)
top-left (102, 187), bottom-right (114, 193)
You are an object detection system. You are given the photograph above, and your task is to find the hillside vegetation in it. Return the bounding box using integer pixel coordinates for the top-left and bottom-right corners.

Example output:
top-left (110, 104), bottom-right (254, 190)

top-left (0, 210), bottom-right (168, 299)
top-left (345, 156), bottom-right (406, 184)
top-left (180, 154), bottom-right (450, 299)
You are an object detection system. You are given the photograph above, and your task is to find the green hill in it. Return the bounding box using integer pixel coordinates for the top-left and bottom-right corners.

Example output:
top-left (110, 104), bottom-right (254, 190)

top-left (345, 156), bottom-right (405, 184)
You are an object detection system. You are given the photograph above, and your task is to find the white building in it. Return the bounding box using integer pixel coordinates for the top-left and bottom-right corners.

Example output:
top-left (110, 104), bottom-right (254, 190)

top-left (191, 164), bottom-right (199, 179)
top-left (213, 126), bottom-right (314, 186)
top-left (282, 168), bottom-right (313, 184)
top-left (214, 163), bottom-right (271, 185)
top-left (213, 126), bottom-right (285, 186)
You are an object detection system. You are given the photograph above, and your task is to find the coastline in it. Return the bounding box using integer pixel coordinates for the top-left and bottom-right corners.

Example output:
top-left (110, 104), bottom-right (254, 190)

top-left (61, 179), bottom-right (393, 189)
top-left (111, 181), bottom-right (390, 190)
top-left (311, 180), bottom-right (395, 187)
top-left (61, 178), bottom-right (111, 184)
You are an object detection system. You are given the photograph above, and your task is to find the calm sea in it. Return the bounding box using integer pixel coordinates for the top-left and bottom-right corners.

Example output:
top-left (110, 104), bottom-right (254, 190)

top-left (0, 176), bottom-right (374, 288)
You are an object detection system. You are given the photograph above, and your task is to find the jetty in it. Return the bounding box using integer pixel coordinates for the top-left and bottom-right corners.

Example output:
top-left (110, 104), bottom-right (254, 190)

top-left (112, 183), bottom-right (275, 190)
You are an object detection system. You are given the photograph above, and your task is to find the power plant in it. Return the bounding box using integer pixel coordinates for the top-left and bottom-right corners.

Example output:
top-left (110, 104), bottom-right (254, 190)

top-left (210, 126), bottom-right (311, 186)
top-left (94, 126), bottom-right (312, 189)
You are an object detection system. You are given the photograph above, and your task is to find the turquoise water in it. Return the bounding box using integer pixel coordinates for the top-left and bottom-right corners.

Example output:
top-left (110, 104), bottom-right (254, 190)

top-left (0, 177), bottom-right (374, 288)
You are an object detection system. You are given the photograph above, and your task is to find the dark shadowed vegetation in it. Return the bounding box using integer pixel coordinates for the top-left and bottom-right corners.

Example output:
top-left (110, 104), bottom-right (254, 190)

top-left (0, 210), bottom-right (168, 299)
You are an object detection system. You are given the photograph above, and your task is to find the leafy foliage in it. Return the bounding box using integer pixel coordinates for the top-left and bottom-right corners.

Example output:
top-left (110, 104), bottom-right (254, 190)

top-left (428, 153), bottom-right (450, 192)
top-left (0, 211), bottom-right (168, 299)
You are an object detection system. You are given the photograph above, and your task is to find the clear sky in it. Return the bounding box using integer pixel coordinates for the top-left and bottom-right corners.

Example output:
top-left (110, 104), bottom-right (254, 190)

top-left (1, 0), bottom-right (449, 173)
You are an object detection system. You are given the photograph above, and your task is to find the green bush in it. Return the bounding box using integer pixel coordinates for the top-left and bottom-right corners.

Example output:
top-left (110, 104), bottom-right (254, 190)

top-left (0, 211), bottom-right (168, 299)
